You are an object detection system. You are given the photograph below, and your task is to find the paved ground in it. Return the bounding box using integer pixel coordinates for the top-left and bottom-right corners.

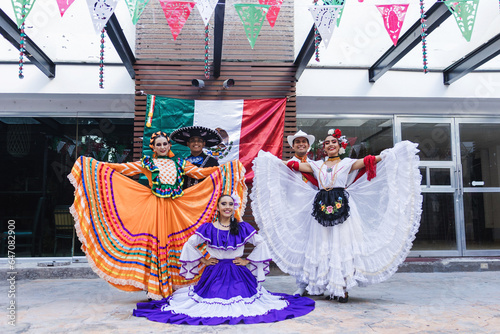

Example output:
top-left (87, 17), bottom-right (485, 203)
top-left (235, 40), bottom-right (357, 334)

top-left (1, 272), bottom-right (500, 334)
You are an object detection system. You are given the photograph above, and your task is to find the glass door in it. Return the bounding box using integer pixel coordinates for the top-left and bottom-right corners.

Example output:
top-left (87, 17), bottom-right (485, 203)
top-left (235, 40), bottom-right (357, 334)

top-left (458, 119), bottom-right (500, 256)
top-left (396, 117), bottom-right (500, 256)
top-left (396, 117), bottom-right (460, 256)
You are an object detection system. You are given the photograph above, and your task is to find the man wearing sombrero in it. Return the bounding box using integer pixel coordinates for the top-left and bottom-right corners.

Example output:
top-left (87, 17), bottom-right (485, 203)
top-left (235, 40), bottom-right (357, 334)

top-left (170, 126), bottom-right (221, 189)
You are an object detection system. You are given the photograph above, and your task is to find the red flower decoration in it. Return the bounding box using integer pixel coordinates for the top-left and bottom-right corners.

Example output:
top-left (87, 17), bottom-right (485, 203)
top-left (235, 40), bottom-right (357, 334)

top-left (341, 142), bottom-right (347, 149)
top-left (334, 129), bottom-right (342, 138)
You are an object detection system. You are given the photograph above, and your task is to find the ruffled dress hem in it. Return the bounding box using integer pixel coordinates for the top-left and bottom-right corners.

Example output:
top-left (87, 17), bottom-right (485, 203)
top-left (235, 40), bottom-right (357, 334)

top-left (133, 292), bottom-right (314, 325)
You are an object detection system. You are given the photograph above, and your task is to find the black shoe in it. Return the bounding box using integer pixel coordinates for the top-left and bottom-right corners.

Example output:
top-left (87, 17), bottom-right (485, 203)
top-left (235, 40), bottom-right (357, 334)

top-left (325, 295), bottom-right (338, 301)
top-left (337, 293), bottom-right (348, 303)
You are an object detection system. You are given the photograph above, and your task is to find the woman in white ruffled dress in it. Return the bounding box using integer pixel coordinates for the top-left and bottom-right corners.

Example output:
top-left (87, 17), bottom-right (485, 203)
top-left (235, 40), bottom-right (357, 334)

top-left (251, 129), bottom-right (422, 302)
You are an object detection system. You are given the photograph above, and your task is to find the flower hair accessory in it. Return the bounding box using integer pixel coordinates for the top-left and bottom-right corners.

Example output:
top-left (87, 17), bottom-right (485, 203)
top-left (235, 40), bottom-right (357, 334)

top-left (326, 129), bottom-right (349, 155)
top-left (328, 128), bottom-right (342, 139)
top-left (231, 192), bottom-right (241, 209)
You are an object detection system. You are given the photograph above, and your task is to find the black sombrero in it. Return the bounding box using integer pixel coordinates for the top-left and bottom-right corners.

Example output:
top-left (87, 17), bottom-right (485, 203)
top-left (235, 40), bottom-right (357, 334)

top-left (170, 126), bottom-right (223, 148)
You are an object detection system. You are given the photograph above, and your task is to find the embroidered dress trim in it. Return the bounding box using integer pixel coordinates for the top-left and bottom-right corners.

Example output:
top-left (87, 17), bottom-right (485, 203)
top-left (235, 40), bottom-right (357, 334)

top-left (141, 155), bottom-right (186, 198)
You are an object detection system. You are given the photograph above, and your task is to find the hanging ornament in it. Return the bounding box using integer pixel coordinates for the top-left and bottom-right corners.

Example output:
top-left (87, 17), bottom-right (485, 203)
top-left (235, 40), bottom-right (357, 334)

top-left (376, 4), bottom-right (409, 47)
top-left (56, 140), bottom-right (66, 153)
top-left (159, 0), bottom-right (196, 40)
top-left (323, 0), bottom-right (346, 27)
top-left (196, 0), bottom-right (218, 25)
top-left (56, 0), bottom-right (76, 17)
top-left (99, 28), bottom-right (105, 89)
top-left (258, 0), bottom-right (284, 28)
top-left (308, 5), bottom-right (342, 49)
top-left (204, 24), bottom-right (210, 79)
top-left (314, 26), bottom-right (321, 62)
top-left (444, 0), bottom-right (479, 42)
top-left (196, 0), bottom-right (218, 79)
top-left (86, 0), bottom-right (119, 88)
top-left (234, 4), bottom-right (270, 49)
top-left (19, 8), bottom-right (26, 79)
top-left (124, 0), bottom-right (151, 24)
top-left (86, 0), bottom-right (120, 34)
top-left (10, 0), bottom-right (37, 28)
top-left (313, 0), bottom-right (320, 62)
top-left (7, 121), bottom-right (31, 158)
top-left (11, 0), bottom-right (37, 79)
top-left (420, 0), bottom-right (428, 74)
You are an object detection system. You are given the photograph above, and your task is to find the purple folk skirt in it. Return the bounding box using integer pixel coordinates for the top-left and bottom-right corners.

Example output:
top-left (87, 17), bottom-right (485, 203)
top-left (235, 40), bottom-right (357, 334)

top-left (133, 259), bottom-right (315, 325)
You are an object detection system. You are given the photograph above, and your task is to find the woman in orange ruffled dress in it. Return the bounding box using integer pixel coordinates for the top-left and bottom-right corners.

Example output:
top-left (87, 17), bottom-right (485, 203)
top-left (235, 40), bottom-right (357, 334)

top-left (68, 130), bottom-right (247, 300)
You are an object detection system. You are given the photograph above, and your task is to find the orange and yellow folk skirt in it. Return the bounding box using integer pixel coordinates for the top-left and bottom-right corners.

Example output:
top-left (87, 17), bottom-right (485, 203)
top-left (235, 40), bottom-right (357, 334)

top-left (68, 156), bottom-right (247, 300)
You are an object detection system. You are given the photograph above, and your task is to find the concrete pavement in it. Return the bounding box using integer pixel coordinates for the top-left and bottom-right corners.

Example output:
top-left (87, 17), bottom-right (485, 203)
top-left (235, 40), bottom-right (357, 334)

top-left (1, 272), bottom-right (500, 333)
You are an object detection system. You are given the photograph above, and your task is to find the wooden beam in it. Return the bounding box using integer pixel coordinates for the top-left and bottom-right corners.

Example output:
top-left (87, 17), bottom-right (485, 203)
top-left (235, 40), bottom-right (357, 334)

top-left (0, 9), bottom-right (55, 78)
top-left (368, 2), bottom-right (451, 82)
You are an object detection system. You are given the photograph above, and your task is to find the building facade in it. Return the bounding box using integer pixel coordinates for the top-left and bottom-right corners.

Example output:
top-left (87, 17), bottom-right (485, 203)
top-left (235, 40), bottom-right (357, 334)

top-left (1, 0), bottom-right (499, 258)
top-left (294, 1), bottom-right (500, 257)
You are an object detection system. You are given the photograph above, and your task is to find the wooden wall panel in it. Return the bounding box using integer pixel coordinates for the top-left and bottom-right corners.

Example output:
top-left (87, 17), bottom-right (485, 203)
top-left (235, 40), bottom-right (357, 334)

top-left (133, 61), bottom-right (297, 244)
top-left (133, 2), bottom-right (297, 243)
top-left (133, 61), bottom-right (297, 162)
top-left (135, 0), bottom-right (294, 62)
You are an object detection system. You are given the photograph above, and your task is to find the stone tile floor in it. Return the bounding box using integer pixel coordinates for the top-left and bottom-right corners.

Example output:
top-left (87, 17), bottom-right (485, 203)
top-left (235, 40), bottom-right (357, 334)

top-left (1, 272), bottom-right (500, 333)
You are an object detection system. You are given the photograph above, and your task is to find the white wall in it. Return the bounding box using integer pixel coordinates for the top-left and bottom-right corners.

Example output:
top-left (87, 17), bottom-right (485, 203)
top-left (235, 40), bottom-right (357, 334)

top-left (0, 64), bottom-right (135, 118)
top-left (0, 0), bottom-right (135, 63)
top-left (0, 0), bottom-right (136, 115)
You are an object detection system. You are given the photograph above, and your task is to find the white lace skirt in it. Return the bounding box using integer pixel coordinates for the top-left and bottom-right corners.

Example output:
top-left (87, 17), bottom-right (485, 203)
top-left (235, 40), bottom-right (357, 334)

top-left (251, 141), bottom-right (422, 297)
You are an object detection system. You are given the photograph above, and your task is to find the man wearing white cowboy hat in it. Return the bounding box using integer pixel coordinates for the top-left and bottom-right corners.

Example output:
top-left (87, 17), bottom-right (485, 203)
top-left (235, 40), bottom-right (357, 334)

top-left (287, 130), bottom-right (318, 190)
top-left (286, 130), bottom-right (318, 297)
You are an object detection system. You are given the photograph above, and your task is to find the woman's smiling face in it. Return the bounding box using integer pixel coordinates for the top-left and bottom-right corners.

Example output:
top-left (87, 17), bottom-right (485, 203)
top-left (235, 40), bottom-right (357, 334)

top-left (323, 136), bottom-right (340, 157)
top-left (153, 136), bottom-right (171, 157)
top-left (218, 195), bottom-right (235, 219)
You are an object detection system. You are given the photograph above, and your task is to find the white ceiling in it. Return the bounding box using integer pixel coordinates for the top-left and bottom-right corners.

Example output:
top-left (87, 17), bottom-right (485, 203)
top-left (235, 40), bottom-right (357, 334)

top-left (0, 0), bottom-right (135, 63)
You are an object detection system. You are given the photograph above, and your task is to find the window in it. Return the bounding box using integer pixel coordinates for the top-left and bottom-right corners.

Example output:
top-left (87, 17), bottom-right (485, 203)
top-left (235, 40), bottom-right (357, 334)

top-left (0, 117), bottom-right (134, 257)
top-left (297, 116), bottom-right (393, 160)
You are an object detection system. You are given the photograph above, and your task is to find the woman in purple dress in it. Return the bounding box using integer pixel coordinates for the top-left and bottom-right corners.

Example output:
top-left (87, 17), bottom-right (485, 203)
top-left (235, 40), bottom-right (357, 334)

top-left (133, 194), bottom-right (315, 325)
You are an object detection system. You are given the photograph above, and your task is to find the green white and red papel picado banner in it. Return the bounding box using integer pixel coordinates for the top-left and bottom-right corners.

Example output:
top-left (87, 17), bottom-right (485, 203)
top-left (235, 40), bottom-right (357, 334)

top-left (12, 1), bottom-right (485, 43)
top-left (143, 95), bottom-right (287, 180)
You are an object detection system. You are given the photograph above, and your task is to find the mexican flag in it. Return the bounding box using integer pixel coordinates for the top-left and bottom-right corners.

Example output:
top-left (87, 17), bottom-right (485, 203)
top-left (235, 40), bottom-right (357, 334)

top-left (143, 95), bottom-right (287, 180)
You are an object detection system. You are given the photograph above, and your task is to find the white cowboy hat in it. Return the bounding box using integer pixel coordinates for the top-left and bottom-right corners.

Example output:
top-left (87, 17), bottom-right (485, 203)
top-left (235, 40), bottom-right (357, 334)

top-left (287, 130), bottom-right (315, 148)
